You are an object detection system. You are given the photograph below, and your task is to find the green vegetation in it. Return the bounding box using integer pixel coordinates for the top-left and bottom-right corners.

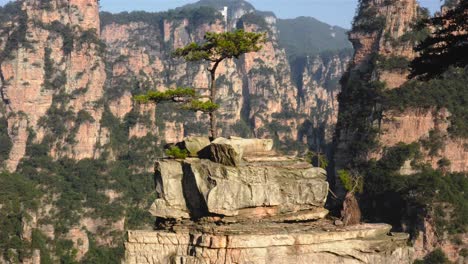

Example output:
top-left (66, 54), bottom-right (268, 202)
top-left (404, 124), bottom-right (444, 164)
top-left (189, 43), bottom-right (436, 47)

top-left (100, 6), bottom-right (221, 32)
top-left (184, 99), bottom-right (220, 113)
top-left (414, 248), bottom-right (451, 264)
top-left (338, 169), bottom-right (364, 194)
top-left (377, 55), bottom-right (410, 72)
top-left (384, 66), bottom-right (468, 138)
top-left (0, 172), bottom-right (40, 262)
top-left (352, 4), bottom-right (386, 33)
top-left (361, 142), bottom-right (467, 235)
top-left (142, 29), bottom-right (265, 139)
top-left (410, 0), bottom-right (468, 79)
top-left (42, 21), bottom-right (75, 55)
top-left (0, 117), bottom-right (12, 165)
top-left (336, 62), bottom-right (386, 164)
top-left (134, 87), bottom-right (196, 103)
top-left (0, 1), bottom-right (30, 61)
top-left (165, 146), bottom-right (188, 159)
top-left (306, 151), bottom-right (329, 169)
top-left (237, 13), bottom-right (268, 30)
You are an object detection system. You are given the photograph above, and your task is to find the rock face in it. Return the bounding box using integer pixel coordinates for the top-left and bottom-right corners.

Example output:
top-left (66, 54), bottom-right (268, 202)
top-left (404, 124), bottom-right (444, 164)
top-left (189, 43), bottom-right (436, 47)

top-left (125, 223), bottom-right (412, 264)
top-left (126, 137), bottom-right (413, 264)
top-left (0, 0), bottom-right (351, 172)
top-left (0, 0), bottom-right (107, 171)
top-left (334, 0), bottom-right (467, 261)
top-left (151, 157), bottom-right (328, 219)
top-left (100, 5), bottom-right (351, 156)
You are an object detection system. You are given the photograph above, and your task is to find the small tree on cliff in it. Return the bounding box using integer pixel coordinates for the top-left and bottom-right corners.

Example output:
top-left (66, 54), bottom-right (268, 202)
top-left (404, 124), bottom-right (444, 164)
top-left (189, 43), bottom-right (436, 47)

top-left (135, 30), bottom-right (265, 139)
top-left (173, 29), bottom-right (265, 139)
top-left (338, 169), bottom-right (363, 226)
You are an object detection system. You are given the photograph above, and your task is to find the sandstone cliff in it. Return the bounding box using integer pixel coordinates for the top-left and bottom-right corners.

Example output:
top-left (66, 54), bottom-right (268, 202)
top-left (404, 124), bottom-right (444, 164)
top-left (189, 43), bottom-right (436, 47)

top-left (334, 0), bottom-right (467, 261)
top-left (0, 0), bottom-right (106, 172)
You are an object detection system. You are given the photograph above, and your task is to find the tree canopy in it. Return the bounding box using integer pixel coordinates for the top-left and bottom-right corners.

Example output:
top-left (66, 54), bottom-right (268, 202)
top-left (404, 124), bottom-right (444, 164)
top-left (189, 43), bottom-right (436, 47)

top-left (410, 1), bottom-right (468, 79)
top-left (136, 29), bottom-right (265, 139)
top-left (173, 29), bottom-right (265, 64)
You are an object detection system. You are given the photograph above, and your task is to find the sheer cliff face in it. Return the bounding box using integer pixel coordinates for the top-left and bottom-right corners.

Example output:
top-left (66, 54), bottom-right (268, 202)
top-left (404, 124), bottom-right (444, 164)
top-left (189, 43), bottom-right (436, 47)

top-left (336, 0), bottom-right (466, 173)
top-left (100, 11), bottom-right (350, 153)
top-left (335, 0), bottom-right (467, 260)
top-left (299, 54), bottom-right (350, 147)
top-left (0, 0), bottom-right (106, 171)
top-left (101, 18), bottom-right (296, 142)
top-left (0, 2), bottom-right (350, 172)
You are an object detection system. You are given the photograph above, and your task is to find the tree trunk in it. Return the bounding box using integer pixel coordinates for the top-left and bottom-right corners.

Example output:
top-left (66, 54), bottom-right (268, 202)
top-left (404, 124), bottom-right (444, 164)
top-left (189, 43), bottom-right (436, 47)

top-left (209, 60), bottom-right (222, 140)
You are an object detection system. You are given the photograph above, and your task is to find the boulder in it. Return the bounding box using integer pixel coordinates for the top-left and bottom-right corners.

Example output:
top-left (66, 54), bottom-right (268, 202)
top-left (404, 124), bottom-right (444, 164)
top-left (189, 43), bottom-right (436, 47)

top-left (149, 160), bottom-right (190, 219)
top-left (198, 137), bottom-right (275, 166)
top-left (177, 137), bottom-right (211, 157)
top-left (198, 142), bottom-right (241, 166)
top-left (151, 158), bottom-right (328, 219)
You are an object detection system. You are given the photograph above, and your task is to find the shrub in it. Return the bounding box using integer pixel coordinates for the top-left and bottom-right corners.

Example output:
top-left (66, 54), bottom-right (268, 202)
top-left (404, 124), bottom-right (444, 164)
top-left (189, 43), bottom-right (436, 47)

top-left (338, 169), bottom-right (363, 194)
top-left (413, 248), bottom-right (451, 264)
top-left (377, 56), bottom-right (410, 72)
top-left (165, 146), bottom-right (188, 159)
top-left (0, 117), bottom-right (12, 164)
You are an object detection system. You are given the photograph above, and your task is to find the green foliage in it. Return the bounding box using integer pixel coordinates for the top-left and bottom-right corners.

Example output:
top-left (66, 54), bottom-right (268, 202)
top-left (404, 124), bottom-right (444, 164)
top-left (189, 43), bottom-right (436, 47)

top-left (336, 66), bottom-right (386, 163)
top-left (410, 0), bottom-right (468, 79)
top-left (78, 29), bottom-right (106, 55)
top-left (0, 172), bottom-right (41, 261)
top-left (237, 13), bottom-right (268, 30)
top-left (100, 6), bottom-right (221, 32)
top-left (184, 99), bottom-right (219, 113)
top-left (134, 87), bottom-right (196, 103)
top-left (31, 229), bottom-right (53, 264)
top-left (377, 142), bottom-right (421, 172)
top-left (420, 130), bottom-right (445, 156)
top-left (306, 151), bottom-right (329, 169)
top-left (352, 5), bottom-right (386, 32)
top-left (231, 120), bottom-right (253, 138)
top-left (364, 152), bottom-right (467, 236)
top-left (173, 29), bottom-right (266, 62)
top-left (377, 56), bottom-right (410, 72)
top-left (165, 146), bottom-right (188, 159)
top-left (82, 236), bottom-right (124, 264)
top-left (384, 67), bottom-right (468, 138)
top-left (0, 1), bottom-right (30, 61)
top-left (42, 21), bottom-right (74, 55)
top-left (338, 170), bottom-right (364, 194)
top-left (0, 117), bottom-right (12, 165)
top-left (413, 248), bottom-right (451, 264)
top-left (42, 47), bottom-right (67, 90)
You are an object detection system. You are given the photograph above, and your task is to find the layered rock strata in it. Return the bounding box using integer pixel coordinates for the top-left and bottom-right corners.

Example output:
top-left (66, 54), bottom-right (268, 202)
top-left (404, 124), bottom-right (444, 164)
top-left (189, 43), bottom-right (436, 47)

top-left (125, 222), bottom-right (412, 264)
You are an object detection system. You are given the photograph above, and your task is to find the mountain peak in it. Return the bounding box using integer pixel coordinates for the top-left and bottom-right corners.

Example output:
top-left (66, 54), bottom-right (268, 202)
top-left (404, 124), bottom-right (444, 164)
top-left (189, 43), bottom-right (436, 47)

top-left (181, 0), bottom-right (255, 12)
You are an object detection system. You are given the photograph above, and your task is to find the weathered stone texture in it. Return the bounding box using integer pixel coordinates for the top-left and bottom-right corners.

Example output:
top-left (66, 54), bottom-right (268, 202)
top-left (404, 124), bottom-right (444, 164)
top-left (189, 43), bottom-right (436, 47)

top-left (150, 158), bottom-right (328, 219)
top-left (124, 222), bottom-right (413, 264)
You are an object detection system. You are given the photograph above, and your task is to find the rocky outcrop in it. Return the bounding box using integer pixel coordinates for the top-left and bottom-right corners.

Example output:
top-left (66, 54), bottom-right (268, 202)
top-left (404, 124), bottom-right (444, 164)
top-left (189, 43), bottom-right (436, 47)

top-left (151, 157), bottom-right (328, 219)
top-left (126, 137), bottom-right (412, 264)
top-left (125, 223), bottom-right (412, 264)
